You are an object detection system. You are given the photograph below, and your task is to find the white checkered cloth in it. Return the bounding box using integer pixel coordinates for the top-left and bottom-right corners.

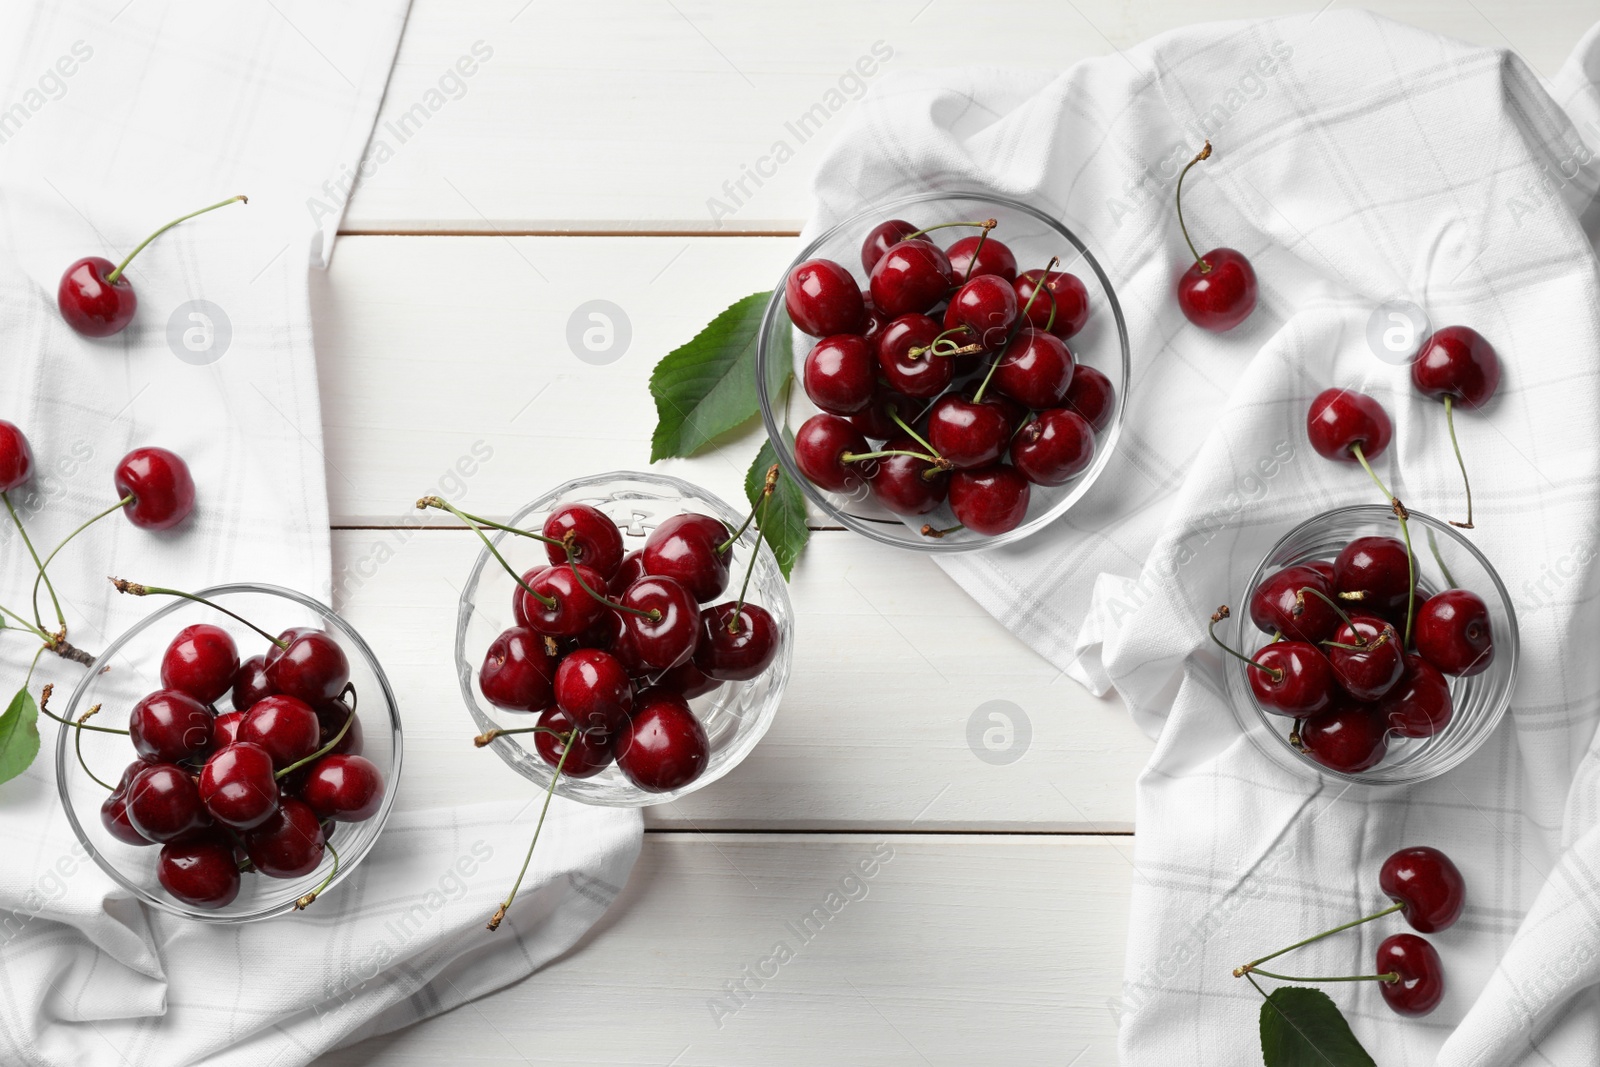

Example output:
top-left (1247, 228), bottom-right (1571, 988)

top-left (0, 4), bottom-right (641, 1065)
top-left (809, 10), bottom-right (1600, 1065)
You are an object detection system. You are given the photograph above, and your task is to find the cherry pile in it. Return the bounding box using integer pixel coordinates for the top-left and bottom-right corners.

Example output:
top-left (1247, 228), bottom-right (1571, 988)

top-left (784, 216), bottom-right (1115, 537)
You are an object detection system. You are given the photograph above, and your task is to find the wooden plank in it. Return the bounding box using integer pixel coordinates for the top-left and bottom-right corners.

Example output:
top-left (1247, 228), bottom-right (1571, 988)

top-left (341, 0), bottom-right (1592, 232)
top-left (331, 527), bottom-right (1150, 830)
top-left (314, 834), bottom-right (1133, 1066)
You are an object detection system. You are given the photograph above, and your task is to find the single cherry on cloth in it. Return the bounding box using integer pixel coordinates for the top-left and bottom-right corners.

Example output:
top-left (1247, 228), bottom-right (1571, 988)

top-left (860, 219), bottom-right (919, 273)
top-left (265, 627), bottom-right (350, 705)
top-left (302, 754), bottom-right (386, 822)
top-left (232, 654), bottom-right (275, 712)
top-left (947, 234), bottom-right (1017, 282)
top-left (1412, 325), bottom-right (1500, 528)
top-left (244, 797), bottom-right (326, 879)
top-left (0, 421), bottom-right (34, 492)
top-left (948, 274), bottom-right (1020, 351)
top-left (554, 647), bottom-right (634, 736)
top-left (1380, 845), bottom-right (1466, 933)
top-left (948, 466), bottom-right (1031, 537)
top-left (1377, 654), bottom-right (1453, 738)
top-left (160, 623), bottom-right (239, 705)
top-left (129, 689), bottom-right (215, 764)
top-left (1327, 616), bottom-right (1405, 700)
top-left (1010, 409), bottom-right (1094, 487)
top-left (101, 761), bottom-right (156, 846)
top-left (870, 239), bottom-right (953, 319)
top-left (1014, 268), bottom-right (1090, 339)
top-left (115, 447), bottom-right (196, 530)
top-left (927, 395), bottom-right (1009, 470)
top-left (803, 334), bottom-right (878, 415)
top-left (619, 575), bottom-right (701, 671)
top-left (1172, 144), bottom-right (1257, 331)
top-left (532, 704), bottom-right (617, 778)
top-left (695, 602), bottom-right (780, 681)
top-left (1298, 700), bottom-right (1389, 774)
top-left (1334, 536), bottom-right (1412, 619)
top-left (993, 328), bottom-right (1075, 410)
top-left (1063, 366), bottom-right (1115, 432)
top-left (1306, 389), bottom-right (1393, 463)
top-left (240, 694), bottom-right (321, 769)
top-left (785, 258), bottom-right (866, 337)
top-left (517, 563), bottom-right (610, 637)
top-left (867, 435), bottom-right (950, 515)
top-left (875, 314), bottom-right (954, 399)
top-left (480, 626), bottom-right (556, 712)
top-left (1414, 589), bottom-right (1493, 677)
top-left (1248, 564), bottom-right (1340, 644)
top-left (618, 691), bottom-right (710, 792)
top-left (542, 502), bottom-right (625, 579)
top-left (199, 741), bottom-right (280, 830)
top-left (158, 835), bottom-right (242, 909)
top-left (642, 512), bottom-right (732, 603)
top-left (125, 762), bottom-right (209, 843)
top-left (1376, 933), bottom-right (1445, 1016)
top-left (794, 413), bottom-right (870, 493)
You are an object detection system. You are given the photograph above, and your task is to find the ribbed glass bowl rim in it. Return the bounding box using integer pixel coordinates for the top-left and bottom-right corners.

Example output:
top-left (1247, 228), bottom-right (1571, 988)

top-left (754, 189), bottom-right (1131, 553)
top-left (55, 582), bottom-right (403, 923)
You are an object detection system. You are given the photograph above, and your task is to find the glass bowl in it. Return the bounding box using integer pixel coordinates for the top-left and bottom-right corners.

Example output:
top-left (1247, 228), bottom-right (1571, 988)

top-left (57, 584), bottom-right (402, 922)
top-left (1227, 506), bottom-right (1518, 786)
top-left (455, 471), bottom-right (792, 806)
top-left (755, 190), bottom-right (1131, 552)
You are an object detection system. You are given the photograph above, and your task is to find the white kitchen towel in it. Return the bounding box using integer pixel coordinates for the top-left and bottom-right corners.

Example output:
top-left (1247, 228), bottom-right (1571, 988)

top-left (0, 4), bottom-right (644, 1066)
top-left (809, 11), bottom-right (1600, 1066)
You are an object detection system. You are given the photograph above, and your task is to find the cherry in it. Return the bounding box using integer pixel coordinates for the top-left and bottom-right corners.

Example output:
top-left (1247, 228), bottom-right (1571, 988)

top-left (1063, 366), bottom-right (1115, 433)
top-left (939, 303), bottom-right (985, 374)
top-left (642, 512), bottom-right (732, 603)
top-left (160, 623), bottom-right (239, 705)
top-left (803, 334), bottom-right (878, 414)
top-left (158, 835), bottom-right (241, 909)
top-left (1248, 641), bottom-right (1336, 718)
top-left (927, 395), bottom-right (1009, 470)
top-left (1376, 652), bottom-right (1453, 737)
top-left (1298, 700), bottom-right (1389, 774)
top-left (794, 413), bottom-right (869, 493)
top-left (240, 694), bottom-right (321, 769)
top-left (532, 704), bottom-right (616, 778)
top-left (860, 292), bottom-right (888, 343)
top-left (948, 274), bottom-right (1019, 350)
top-left (517, 564), bottom-right (610, 637)
top-left (210, 710), bottom-right (245, 749)
top-left (1333, 537), bottom-right (1412, 619)
top-left (198, 741), bottom-right (280, 830)
top-left (875, 314), bottom-right (954, 399)
top-left (1414, 589), bottom-right (1493, 676)
top-left (129, 689), bottom-right (214, 764)
top-left (609, 550), bottom-right (647, 598)
top-left (1413, 325), bottom-right (1499, 407)
top-left (314, 697), bottom-right (365, 756)
top-left (243, 797), bottom-right (325, 878)
top-left (125, 762), bottom-right (209, 843)
top-left (993, 328), bottom-right (1075, 409)
top-left (1307, 389), bottom-right (1392, 462)
top-left (1010, 410), bottom-right (1094, 486)
top-left (1380, 845), bottom-right (1465, 933)
top-left (232, 654), bottom-right (275, 711)
top-left (554, 647), bottom-right (634, 736)
top-left (654, 659), bottom-right (722, 699)
top-left (866, 435), bottom-right (950, 515)
top-left (618, 691), bottom-right (710, 792)
top-left (948, 466), bottom-right (1031, 536)
top-left (542, 502), bottom-right (625, 579)
top-left (870, 239), bottom-right (953, 318)
top-left (785, 258), bottom-right (866, 337)
top-left (114, 446), bottom-right (196, 530)
top-left (860, 219), bottom-right (918, 273)
top-left (946, 235), bottom-right (1017, 282)
top-left (101, 761), bottom-right (157, 846)
top-left (1327, 616), bottom-right (1405, 700)
top-left (849, 388), bottom-right (918, 441)
top-left (963, 386), bottom-right (1027, 436)
top-left (265, 627), bottom-right (350, 704)
top-left (1376, 933), bottom-right (1445, 1016)
top-left (511, 566), bottom-right (552, 626)
top-left (0, 421), bottom-right (34, 492)
top-left (619, 576), bottom-right (701, 671)
top-left (479, 626), bottom-right (556, 712)
top-left (695, 602), bottom-right (779, 681)
top-left (1173, 144), bottom-right (1256, 331)
top-left (1248, 565), bottom-right (1341, 644)
top-left (1014, 268), bottom-right (1090, 339)
top-left (573, 609), bottom-right (624, 655)
top-left (302, 754), bottom-right (385, 822)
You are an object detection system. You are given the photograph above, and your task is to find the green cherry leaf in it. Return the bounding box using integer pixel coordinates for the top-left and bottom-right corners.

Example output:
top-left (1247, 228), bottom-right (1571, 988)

top-left (0, 686), bottom-right (41, 786)
top-left (745, 435), bottom-right (807, 580)
top-left (1259, 986), bottom-right (1376, 1067)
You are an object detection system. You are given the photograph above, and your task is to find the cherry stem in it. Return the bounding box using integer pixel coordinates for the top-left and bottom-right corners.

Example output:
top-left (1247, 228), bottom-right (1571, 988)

top-left (907, 338), bottom-right (983, 360)
top-left (842, 449), bottom-right (940, 465)
top-left (1443, 396), bottom-right (1475, 529)
top-left (32, 494), bottom-right (134, 628)
top-left (417, 498), bottom-right (556, 610)
top-left (901, 218), bottom-right (997, 242)
top-left (295, 840), bottom-right (340, 910)
top-left (3, 491), bottom-right (64, 632)
top-left (1426, 528), bottom-right (1458, 589)
top-left (416, 497), bottom-right (568, 549)
top-left (728, 485), bottom-right (772, 631)
top-left (106, 195), bottom-right (247, 284)
top-left (474, 725), bottom-right (569, 748)
top-left (565, 559), bottom-right (659, 621)
top-left (719, 466), bottom-right (777, 555)
top-left (1244, 968), bottom-right (1400, 984)
top-left (76, 703), bottom-right (113, 791)
top-left (1232, 901), bottom-right (1404, 976)
top-left (1350, 444), bottom-right (1416, 645)
top-left (972, 255), bottom-right (1058, 404)
top-left (36, 684), bottom-right (127, 736)
top-left (888, 405), bottom-right (939, 457)
top-left (1175, 141), bottom-right (1213, 271)
top-left (276, 699), bottom-right (356, 779)
top-left (1296, 586), bottom-right (1363, 639)
top-left (1206, 606), bottom-right (1283, 681)
top-left (920, 523), bottom-right (963, 539)
top-left (488, 728), bottom-right (575, 932)
top-left (961, 223), bottom-right (997, 284)
top-left (0, 600), bottom-right (54, 644)
top-left (109, 578), bottom-right (288, 649)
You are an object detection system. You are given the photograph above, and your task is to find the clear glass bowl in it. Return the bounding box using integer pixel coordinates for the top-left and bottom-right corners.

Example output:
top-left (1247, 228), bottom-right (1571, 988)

top-left (56, 584), bottom-right (402, 922)
top-left (455, 471), bottom-right (792, 806)
top-left (755, 190), bottom-right (1131, 552)
top-left (1228, 506), bottom-right (1518, 785)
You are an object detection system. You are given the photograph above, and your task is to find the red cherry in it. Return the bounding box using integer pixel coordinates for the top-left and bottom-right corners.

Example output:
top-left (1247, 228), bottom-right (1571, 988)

top-left (301, 753), bottom-right (385, 822)
top-left (927, 395), bottom-right (1009, 470)
top-left (849, 388), bottom-right (918, 441)
top-left (866, 434), bottom-right (950, 515)
top-left (129, 689), bottom-right (214, 764)
top-left (479, 626), bottom-right (556, 712)
top-left (948, 466), bottom-right (1031, 536)
top-left (618, 692), bottom-right (709, 792)
top-left (794, 413), bottom-right (869, 493)
top-left (210, 710), bottom-right (245, 749)
top-left (694, 602), bottom-right (779, 681)
top-left (511, 566), bottom-right (551, 627)
top-left (1176, 249), bottom-right (1257, 331)
top-left (609, 550), bottom-right (647, 598)
top-left (1333, 537), bottom-right (1412, 621)
top-left (1063, 366), bottom-right (1115, 432)
top-left (785, 258), bottom-right (866, 337)
top-left (265, 627), bottom-right (350, 705)
top-left (653, 659), bottom-right (722, 699)
top-left (1376, 933), bottom-right (1445, 1016)
top-left (803, 334), bottom-right (878, 414)
top-left (542, 503), bottom-right (624, 579)
top-left (517, 564), bottom-right (610, 637)
top-left (0, 421), bottom-right (35, 492)
top-left (619, 576), bottom-right (701, 671)
top-left (160, 623), bottom-right (239, 705)
top-left (860, 219), bottom-right (918, 273)
top-left (1377, 653), bottom-right (1453, 738)
top-left (1414, 589), bottom-right (1493, 676)
top-left (993, 328), bottom-right (1075, 410)
top-left (1299, 700), bottom-right (1389, 773)
top-left (875, 314), bottom-right (954, 399)
top-left (231, 654), bottom-right (275, 711)
top-left (947, 274), bottom-right (1019, 351)
top-left (1307, 390), bottom-right (1392, 462)
top-left (1380, 845), bottom-right (1465, 933)
top-left (554, 647), bottom-right (634, 736)
top-left (243, 797), bottom-right (325, 878)
top-left (101, 760), bottom-right (157, 846)
top-left (1014, 268), bottom-right (1090, 339)
top-left (946, 235), bottom-right (1017, 282)
top-left (1249, 564), bottom-right (1341, 644)
top-left (58, 256), bottom-right (137, 337)
top-left (641, 513), bottom-right (732, 603)
top-left (114, 447), bottom-right (196, 530)
top-left (869, 239), bottom-right (953, 319)
top-left (125, 762), bottom-right (209, 843)
top-left (240, 694), bottom-right (321, 769)
top-left (198, 741), bottom-right (280, 830)
top-left (1010, 410), bottom-right (1094, 487)
top-left (532, 704), bottom-right (617, 778)
top-left (313, 697), bottom-right (364, 756)
top-left (1412, 325), bottom-right (1500, 408)
top-left (1327, 616), bottom-right (1405, 700)
top-left (1247, 641), bottom-right (1336, 718)
top-left (158, 835), bottom-right (241, 909)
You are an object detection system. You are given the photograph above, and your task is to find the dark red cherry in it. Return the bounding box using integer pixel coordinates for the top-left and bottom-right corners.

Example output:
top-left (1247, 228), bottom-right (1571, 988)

top-left (870, 239), bottom-right (953, 318)
top-left (198, 741), bottom-right (280, 830)
top-left (243, 797), bottom-right (325, 879)
top-left (1414, 589), bottom-right (1493, 676)
top-left (860, 219), bottom-right (919, 273)
top-left (58, 256), bottom-right (137, 337)
top-left (264, 627), bottom-right (350, 705)
top-left (875, 314), bottom-right (954, 399)
top-left (1333, 537), bottom-right (1412, 620)
top-left (1327, 616), bottom-right (1405, 700)
top-left (158, 835), bottom-right (241, 909)
top-left (1376, 933), bottom-right (1445, 1016)
top-left (993, 328), bottom-right (1074, 409)
top-left (1177, 248), bottom-right (1257, 331)
top-left (1249, 564), bottom-right (1340, 644)
top-left (129, 689), bottom-right (214, 764)
top-left (1247, 641), bottom-right (1336, 718)
top-left (695, 602), bottom-right (780, 681)
top-left (860, 291), bottom-right (887, 343)
top-left (1010, 409), bottom-right (1094, 487)
top-left (240, 694), bottom-right (321, 769)
top-left (641, 512), bottom-right (731, 603)
top-left (301, 754), bottom-right (385, 822)
top-left (948, 466), bottom-right (1031, 536)
top-left (609, 550), bottom-right (647, 598)
top-left (1307, 389), bottom-right (1392, 462)
top-left (618, 692), bottom-right (709, 792)
top-left (619, 576), bottom-right (701, 671)
top-left (1377, 654), bottom-right (1453, 738)
top-left (803, 334), bottom-right (878, 415)
top-left (1380, 846), bottom-right (1465, 933)
top-left (518, 563), bottom-right (610, 637)
top-left (532, 704), bottom-right (617, 778)
top-left (927, 395), bottom-right (1008, 470)
top-left (794, 413), bottom-right (870, 493)
top-left (1298, 701), bottom-right (1389, 774)
top-left (160, 623), bottom-right (239, 705)
top-left (948, 274), bottom-right (1019, 351)
top-left (479, 626), bottom-right (556, 712)
top-left (554, 648), bottom-right (634, 736)
top-left (313, 698), bottom-right (364, 756)
top-left (210, 710), bottom-right (245, 749)
top-left (654, 659), bottom-right (722, 699)
top-left (1412, 325), bottom-right (1500, 408)
top-left (939, 303), bottom-right (985, 374)
top-left (962, 385), bottom-right (1027, 436)
top-left (572, 609), bottom-right (624, 655)
top-left (542, 503), bottom-right (624, 579)
top-left (231, 654), bottom-right (275, 711)
top-left (1014, 268), bottom-right (1090, 339)
top-left (511, 566), bottom-right (552, 627)
top-left (946, 235), bottom-right (1017, 282)
top-left (866, 434), bottom-right (950, 515)
top-left (125, 762), bottom-right (209, 843)
top-left (1064, 366), bottom-right (1114, 432)
top-left (114, 447), bottom-right (196, 530)
top-left (785, 258), bottom-right (866, 337)
top-left (101, 761), bottom-right (157, 846)
top-left (0, 421), bottom-right (34, 492)
top-left (849, 388), bottom-right (918, 441)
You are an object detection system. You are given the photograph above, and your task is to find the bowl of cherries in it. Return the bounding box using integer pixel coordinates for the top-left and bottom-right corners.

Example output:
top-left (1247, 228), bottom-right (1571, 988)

top-left (756, 191), bottom-right (1130, 551)
top-left (56, 583), bottom-right (399, 921)
top-left (1221, 505), bottom-right (1517, 784)
top-left (452, 471), bottom-right (792, 805)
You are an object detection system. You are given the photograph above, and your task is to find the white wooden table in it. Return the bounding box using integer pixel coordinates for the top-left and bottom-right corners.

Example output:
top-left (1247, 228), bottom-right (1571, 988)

top-left (313, 4), bottom-right (1587, 1063)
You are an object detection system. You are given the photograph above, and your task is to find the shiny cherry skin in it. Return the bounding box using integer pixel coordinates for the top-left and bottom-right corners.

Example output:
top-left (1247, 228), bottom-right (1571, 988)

top-left (1414, 589), bottom-right (1493, 676)
top-left (479, 626), bottom-right (556, 712)
top-left (1328, 616), bottom-right (1405, 700)
top-left (129, 689), bottom-right (215, 764)
top-left (231, 654), bottom-right (275, 711)
top-left (1307, 389), bottom-right (1392, 462)
top-left (533, 704), bottom-right (617, 778)
top-left (642, 512), bottom-right (732, 603)
top-left (244, 797), bottom-right (325, 878)
top-left (946, 235), bottom-right (1017, 282)
top-left (160, 623), bottom-right (239, 705)
top-left (0, 421), bottom-right (34, 491)
top-left (1014, 268), bottom-right (1089, 339)
top-left (1376, 933), bottom-right (1445, 1016)
top-left (511, 566), bottom-right (552, 627)
top-left (948, 466), bottom-right (1031, 536)
top-left (993, 328), bottom-right (1075, 410)
top-left (1298, 701), bottom-right (1389, 774)
top-left (963, 386), bottom-right (1027, 436)
top-left (618, 692), bottom-right (710, 792)
top-left (198, 741), bottom-right (280, 830)
top-left (114, 446), bottom-right (196, 530)
top-left (1380, 845), bottom-right (1465, 932)
top-left (302, 754), bottom-right (385, 822)
top-left (948, 274), bottom-right (1019, 351)
top-left (695, 602), bottom-right (780, 681)
top-left (866, 435), bottom-right (949, 515)
top-left (555, 648), bottom-right (635, 736)
top-left (1412, 325), bottom-right (1500, 408)
top-left (654, 659), bottom-right (722, 699)
top-left (875, 314), bottom-right (954, 399)
top-left (1247, 641), bottom-right (1336, 718)
top-left (927, 395), bottom-right (1008, 470)
top-left (58, 256), bottom-right (137, 337)
top-left (609, 550), bottom-right (647, 598)
top-left (1377, 654), bottom-right (1453, 738)
top-left (794, 413), bottom-right (870, 493)
top-left (870, 239), bottom-right (953, 319)
top-left (1063, 365), bottom-right (1114, 432)
top-left (1334, 537), bottom-right (1412, 619)
top-left (314, 697), bottom-right (364, 756)
top-left (1249, 564), bottom-right (1340, 644)
top-left (1176, 248), bottom-right (1256, 331)
top-left (210, 710), bottom-right (245, 749)
top-left (265, 627), bottom-right (350, 705)
top-left (803, 334), bottom-right (877, 415)
top-left (860, 291), bottom-right (888, 343)
top-left (101, 761), bottom-right (157, 846)
top-left (1010, 410), bottom-right (1094, 487)
top-left (518, 563), bottom-right (610, 637)
top-left (240, 694), bottom-right (321, 769)
top-left (620, 575), bottom-right (701, 671)
top-left (850, 388), bottom-right (918, 441)
top-left (542, 503), bottom-right (625, 579)
top-left (786, 258), bottom-right (866, 337)
top-left (860, 219), bottom-right (919, 273)
top-left (125, 762), bottom-right (209, 843)
top-left (158, 835), bottom-right (241, 909)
